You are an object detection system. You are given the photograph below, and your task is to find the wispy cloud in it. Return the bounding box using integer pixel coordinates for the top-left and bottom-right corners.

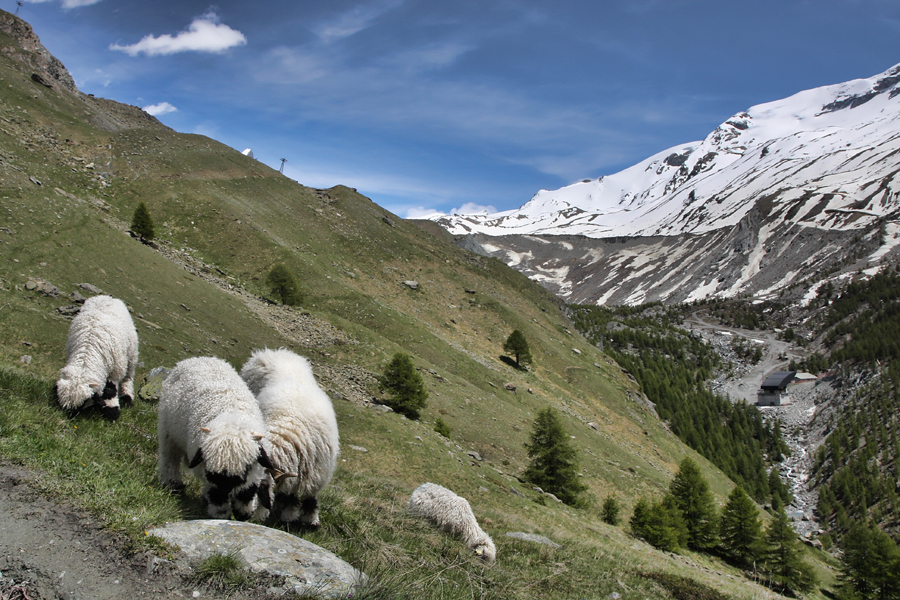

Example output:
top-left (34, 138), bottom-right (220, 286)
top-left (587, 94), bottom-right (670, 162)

top-left (110, 11), bottom-right (246, 56)
top-left (311, 0), bottom-right (404, 43)
top-left (143, 101), bottom-right (177, 116)
top-left (24, 0), bottom-right (103, 7)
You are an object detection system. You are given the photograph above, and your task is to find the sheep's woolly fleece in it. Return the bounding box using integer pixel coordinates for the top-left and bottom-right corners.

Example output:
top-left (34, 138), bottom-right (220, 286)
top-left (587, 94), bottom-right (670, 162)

top-left (241, 348), bottom-right (340, 525)
top-left (409, 482), bottom-right (497, 563)
top-left (55, 294), bottom-right (138, 416)
top-left (157, 356), bottom-right (270, 519)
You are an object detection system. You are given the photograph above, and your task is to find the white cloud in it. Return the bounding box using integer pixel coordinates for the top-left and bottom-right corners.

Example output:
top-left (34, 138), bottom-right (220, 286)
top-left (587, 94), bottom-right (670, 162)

top-left (143, 102), bottom-right (177, 116)
top-left (405, 206), bottom-right (443, 219)
top-left (449, 202), bottom-right (497, 216)
top-left (24, 0), bottom-right (103, 7)
top-left (110, 11), bottom-right (246, 56)
top-left (311, 0), bottom-right (403, 43)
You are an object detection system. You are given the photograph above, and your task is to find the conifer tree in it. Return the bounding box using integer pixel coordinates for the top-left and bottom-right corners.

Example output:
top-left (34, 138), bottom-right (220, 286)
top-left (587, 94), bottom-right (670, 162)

top-left (669, 457), bottom-right (719, 550)
top-left (601, 495), bottom-right (621, 526)
top-left (763, 505), bottom-right (816, 594)
top-left (379, 352), bottom-right (428, 419)
top-left (266, 263), bottom-right (303, 306)
top-left (629, 495), bottom-right (687, 552)
top-left (719, 486), bottom-right (763, 566)
top-left (503, 329), bottom-right (533, 368)
top-left (131, 201), bottom-right (155, 241)
top-left (523, 407), bottom-right (586, 505)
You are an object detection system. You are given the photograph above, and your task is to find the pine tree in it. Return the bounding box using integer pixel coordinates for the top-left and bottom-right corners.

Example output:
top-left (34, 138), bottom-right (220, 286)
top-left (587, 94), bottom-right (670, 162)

top-left (719, 486), bottom-right (763, 566)
top-left (762, 506), bottom-right (816, 594)
top-left (669, 457), bottom-right (719, 550)
top-left (629, 495), bottom-right (687, 552)
top-left (131, 201), bottom-right (155, 241)
top-left (601, 495), bottom-right (620, 526)
top-left (378, 352), bottom-right (428, 419)
top-left (503, 329), bottom-right (533, 368)
top-left (266, 263), bottom-right (303, 306)
top-left (523, 407), bottom-right (586, 505)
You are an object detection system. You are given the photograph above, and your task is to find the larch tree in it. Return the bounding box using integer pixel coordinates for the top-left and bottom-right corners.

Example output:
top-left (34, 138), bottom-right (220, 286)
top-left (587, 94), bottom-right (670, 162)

top-left (131, 201), bottom-right (155, 242)
top-left (718, 486), bottom-right (763, 566)
top-left (669, 457), bottom-right (719, 550)
top-left (523, 406), bottom-right (585, 505)
top-left (503, 329), bottom-right (533, 368)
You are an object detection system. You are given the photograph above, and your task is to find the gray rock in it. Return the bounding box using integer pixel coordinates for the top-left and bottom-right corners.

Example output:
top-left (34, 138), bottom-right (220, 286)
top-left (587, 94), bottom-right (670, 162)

top-left (137, 367), bottom-right (170, 402)
top-left (148, 520), bottom-right (366, 599)
top-left (505, 532), bottom-right (562, 549)
top-left (401, 280), bottom-right (418, 290)
top-left (78, 283), bottom-right (103, 294)
top-left (56, 305), bottom-right (80, 316)
top-left (19, 355), bottom-right (31, 365)
top-left (466, 451), bottom-right (483, 462)
top-left (70, 291), bottom-right (86, 304)
top-left (25, 278), bottom-right (58, 297)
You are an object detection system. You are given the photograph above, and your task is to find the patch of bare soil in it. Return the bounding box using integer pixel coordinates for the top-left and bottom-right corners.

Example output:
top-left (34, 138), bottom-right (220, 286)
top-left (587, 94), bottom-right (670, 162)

top-left (0, 464), bottom-right (275, 600)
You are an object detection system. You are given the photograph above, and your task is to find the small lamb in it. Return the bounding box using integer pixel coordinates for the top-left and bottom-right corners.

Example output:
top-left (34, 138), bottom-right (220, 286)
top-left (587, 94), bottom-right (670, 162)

top-left (55, 295), bottom-right (138, 421)
top-left (157, 356), bottom-right (274, 521)
top-left (241, 348), bottom-right (340, 527)
top-left (409, 482), bottom-right (497, 562)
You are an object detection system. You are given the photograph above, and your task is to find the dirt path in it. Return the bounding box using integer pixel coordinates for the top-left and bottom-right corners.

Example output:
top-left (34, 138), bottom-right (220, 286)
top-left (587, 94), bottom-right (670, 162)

top-left (0, 464), bottom-right (274, 600)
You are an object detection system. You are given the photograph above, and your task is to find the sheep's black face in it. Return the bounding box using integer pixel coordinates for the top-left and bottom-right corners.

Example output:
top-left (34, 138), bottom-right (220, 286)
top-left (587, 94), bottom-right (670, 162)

top-left (206, 470), bottom-right (244, 494)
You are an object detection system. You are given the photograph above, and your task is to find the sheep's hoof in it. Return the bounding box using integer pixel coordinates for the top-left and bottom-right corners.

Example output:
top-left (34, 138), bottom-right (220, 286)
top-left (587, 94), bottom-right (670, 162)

top-left (120, 394), bottom-right (133, 407)
top-left (100, 405), bottom-right (120, 421)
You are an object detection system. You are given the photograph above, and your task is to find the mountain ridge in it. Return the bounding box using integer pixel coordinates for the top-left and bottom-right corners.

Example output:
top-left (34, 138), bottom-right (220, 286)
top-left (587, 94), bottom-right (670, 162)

top-left (428, 63), bottom-right (900, 305)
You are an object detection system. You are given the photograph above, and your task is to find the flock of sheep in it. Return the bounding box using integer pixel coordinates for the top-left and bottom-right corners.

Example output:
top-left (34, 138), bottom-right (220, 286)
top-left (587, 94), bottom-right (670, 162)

top-left (54, 294), bottom-right (496, 562)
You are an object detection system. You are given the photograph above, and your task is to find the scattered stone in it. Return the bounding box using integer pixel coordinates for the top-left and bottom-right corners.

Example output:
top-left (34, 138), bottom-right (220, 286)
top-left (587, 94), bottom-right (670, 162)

top-left (29, 176), bottom-right (42, 186)
top-left (180, 303), bottom-right (190, 311)
top-left (572, 348), bottom-right (581, 355)
top-left (70, 290), bottom-right (86, 304)
top-left (148, 520), bottom-right (367, 599)
top-left (19, 355), bottom-right (31, 365)
top-left (401, 280), bottom-right (419, 290)
top-left (465, 289), bottom-right (476, 294)
top-left (78, 283), bottom-right (103, 294)
top-left (509, 487), bottom-right (526, 498)
top-left (504, 383), bottom-right (516, 392)
top-left (466, 451), bottom-right (483, 462)
top-left (347, 445), bottom-right (368, 453)
top-left (56, 305), bottom-right (80, 316)
top-left (24, 278), bottom-right (58, 297)
top-left (588, 422), bottom-right (599, 431)
top-left (609, 593), bottom-right (621, 599)
top-left (137, 367), bottom-right (170, 402)
top-left (505, 532), bottom-right (562, 549)
top-left (382, 216), bottom-right (394, 227)
top-left (371, 404), bottom-right (393, 413)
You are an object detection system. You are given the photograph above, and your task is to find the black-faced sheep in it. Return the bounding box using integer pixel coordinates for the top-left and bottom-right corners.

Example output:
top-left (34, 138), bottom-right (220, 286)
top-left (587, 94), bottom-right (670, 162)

top-left (157, 356), bottom-right (275, 521)
top-left (409, 482), bottom-right (497, 563)
top-left (55, 295), bottom-right (139, 421)
top-left (240, 348), bottom-right (340, 527)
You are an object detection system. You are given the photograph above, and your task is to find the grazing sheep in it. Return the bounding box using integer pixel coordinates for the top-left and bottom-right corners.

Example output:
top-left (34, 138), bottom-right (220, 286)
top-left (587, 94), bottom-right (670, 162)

top-left (409, 482), bottom-right (497, 563)
top-left (240, 348), bottom-right (339, 527)
top-left (157, 356), bottom-right (274, 521)
top-left (55, 295), bottom-right (138, 421)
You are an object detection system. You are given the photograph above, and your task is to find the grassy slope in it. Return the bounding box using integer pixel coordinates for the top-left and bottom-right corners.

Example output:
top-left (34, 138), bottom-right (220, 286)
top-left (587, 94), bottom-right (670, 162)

top-left (0, 20), bottom-right (835, 599)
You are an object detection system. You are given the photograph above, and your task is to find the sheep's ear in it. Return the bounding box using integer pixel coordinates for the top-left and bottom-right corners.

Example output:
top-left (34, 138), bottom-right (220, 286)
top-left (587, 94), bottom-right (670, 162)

top-left (251, 431), bottom-right (266, 441)
top-left (188, 448), bottom-right (204, 468)
top-left (258, 445), bottom-right (275, 470)
top-left (199, 427), bottom-right (212, 434)
top-left (475, 547), bottom-right (484, 556)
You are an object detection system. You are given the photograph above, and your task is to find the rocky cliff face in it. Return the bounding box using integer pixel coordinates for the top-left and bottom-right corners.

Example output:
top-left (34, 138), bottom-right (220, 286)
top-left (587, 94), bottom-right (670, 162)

top-left (0, 9), bottom-right (169, 133)
top-left (432, 63), bottom-right (900, 305)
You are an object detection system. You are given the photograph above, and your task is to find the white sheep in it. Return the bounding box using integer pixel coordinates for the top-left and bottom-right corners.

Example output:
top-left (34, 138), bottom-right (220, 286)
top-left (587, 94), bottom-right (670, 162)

top-left (409, 482), bottom-right (497, 563)
top-left (240, 348), bottom-right (340, 527)
top-left (157, 356), bottom-right (275, 521)
top-left (55, 294), bottom-right (139, 421)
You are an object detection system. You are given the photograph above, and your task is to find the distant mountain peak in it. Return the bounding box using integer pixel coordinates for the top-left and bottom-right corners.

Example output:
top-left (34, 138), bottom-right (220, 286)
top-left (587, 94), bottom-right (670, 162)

top-left (432, 62), bottom-right (900, 241)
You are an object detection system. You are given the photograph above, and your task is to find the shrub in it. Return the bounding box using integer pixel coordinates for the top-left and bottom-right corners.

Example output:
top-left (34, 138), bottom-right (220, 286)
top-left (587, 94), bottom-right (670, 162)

top-left (433, 417), bottom-right (451, 438)
top-left (379, 353), bottom-right (428, 419)
top-left (131, 201), bottom-right (155, 241)
top-left (266, 263), bottom-right (303, 306)
top-left (601, 495), bottom-right (620, 526)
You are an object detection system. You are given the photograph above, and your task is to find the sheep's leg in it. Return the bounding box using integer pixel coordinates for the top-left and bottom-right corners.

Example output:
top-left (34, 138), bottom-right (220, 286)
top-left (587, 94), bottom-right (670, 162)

top-left (299, 496), bottom-right (320, 528)
top-left (276, 492), bottom-right (301, 524)
top-left (230, 479), bottom-right (262, 522)
top-left (99, 381), bottom-right (120, 421)
top-left (157, 438), bottom-right (185, 491)
top-left (204, 482), bottom-right (233, 519)
top-left (120, 360), bottom-right (136, 406)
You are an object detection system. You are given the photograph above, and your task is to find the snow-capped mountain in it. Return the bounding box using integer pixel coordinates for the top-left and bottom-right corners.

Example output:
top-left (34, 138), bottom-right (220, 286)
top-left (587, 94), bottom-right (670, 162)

top-left (429, 64), bottom-right (900, 305)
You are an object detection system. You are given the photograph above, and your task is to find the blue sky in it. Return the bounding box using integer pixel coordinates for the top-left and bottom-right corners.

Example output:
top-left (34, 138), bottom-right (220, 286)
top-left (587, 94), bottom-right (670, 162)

top-left (13, 0), bottom-right (900, 218)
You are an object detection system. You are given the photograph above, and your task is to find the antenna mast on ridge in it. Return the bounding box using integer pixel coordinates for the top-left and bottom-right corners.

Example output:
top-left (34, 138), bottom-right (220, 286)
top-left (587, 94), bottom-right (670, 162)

top-left (279, 158), bottom-right (286, 173)
top-left (15, 1), bottom-right (23, 15)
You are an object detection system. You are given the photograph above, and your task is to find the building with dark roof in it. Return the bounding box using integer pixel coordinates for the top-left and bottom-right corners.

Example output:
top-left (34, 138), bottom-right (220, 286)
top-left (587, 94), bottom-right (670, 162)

top-left (757, 371), bottom-right (796, 406)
